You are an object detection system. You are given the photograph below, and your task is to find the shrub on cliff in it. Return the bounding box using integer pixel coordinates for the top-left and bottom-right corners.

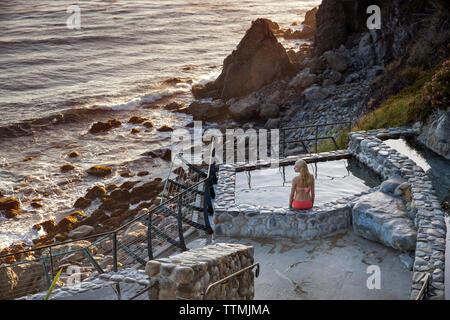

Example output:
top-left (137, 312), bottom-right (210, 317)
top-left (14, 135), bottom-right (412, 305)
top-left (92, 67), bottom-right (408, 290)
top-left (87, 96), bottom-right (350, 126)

top-left (424, 58), bottom-right (449, 110)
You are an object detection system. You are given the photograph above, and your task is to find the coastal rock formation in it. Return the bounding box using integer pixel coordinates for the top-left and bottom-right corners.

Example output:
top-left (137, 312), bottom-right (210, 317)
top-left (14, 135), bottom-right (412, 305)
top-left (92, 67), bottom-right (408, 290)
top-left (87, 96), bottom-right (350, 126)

top-left (352, 191), bottom-right (416, 252)
top-left (89, 119), bottom-right (122, 134)
top-left (0, 197), bottom-right (20, 211)
top-left (418, 109), bottom-right (450, 159)
top-left (87, 165), bottom-right (112, 177)
top-left (229, 95), bottom-right (260, 120)
top-left (204, 19), bottom-right (293, 101)
top-left (288, 68), bottom-right (317, 90)
top-left (187, 100), bottom-right (228, 121)
top-left (314, 0), bottom-right (347, 56)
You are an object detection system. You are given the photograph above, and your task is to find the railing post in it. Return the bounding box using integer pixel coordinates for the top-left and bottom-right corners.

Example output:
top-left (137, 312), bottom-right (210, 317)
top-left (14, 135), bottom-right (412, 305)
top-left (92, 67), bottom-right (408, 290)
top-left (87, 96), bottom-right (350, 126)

top-left (112, 232), bottom-right (118, 273)
top-left (203, 179), bottom-right (214, 234)
top-left (147, 212), bottom-right (154, 261)
top-left (315, 126), bottom-right (318, 154)
top-left (49, 246), bottom-right (55, 280)
top-left (177, 195), bottom-right (187, 251)
top-left (281, 129), bottom-right (285, 158)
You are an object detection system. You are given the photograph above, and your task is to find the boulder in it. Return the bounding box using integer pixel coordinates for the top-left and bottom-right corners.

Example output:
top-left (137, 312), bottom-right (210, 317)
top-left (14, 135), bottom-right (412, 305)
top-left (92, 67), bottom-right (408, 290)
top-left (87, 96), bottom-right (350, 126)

top-left (380, 177), bottom-right (406, 195)
top-left (259, 103), bottom-right (279, 120)
top-left (74, 197), bottom-right (91, 209)
top-left (56, 216), bottom-right (78, 234)
top-left (128, 116), bottom-right (148, 124)
top-left (89, 119), bottom-right (122, 134)
top-left (191, 82), bottom-right (219, 100)
top-left (164, 102), bottom-right (185, 111)
top-left (352, 191), bottom-right (417, 252)
top-left (69, 225), bottom-right (95, 239)
top-left (110, 189), bottom-right (131, 202)
top-left (144, 148), bottom-right (172, 161)
top-left (3, 209), bottom-right (19, 219)
top-left (323, 51), bottom-right (348, 72)
top-left (85, 185), bottom-right (107, 200)
top-left (188, 100), bottom-right (228, 121)
top-left (212, 18), bottom-right (293, 100)
top-left (418, 109), bottom-right (450, 160)
top-left (304, 86), bottom-right (331, 101)
top-left (228, 95), bottom-right (260, 120)
top-left (69, 151), bottom-right (80, 158)
top-left (0, 197), bottom-right (20, 211)
top-left (288, 68), bottom-right (317, 90)
top-left (264, 118), bottom-right (281, 129)
top-left (87, 165), bottom-right (112, 177)
top-left (328, 70), bottom-right (342, 83)
top-left (157, 125), bottom-right (173, 132)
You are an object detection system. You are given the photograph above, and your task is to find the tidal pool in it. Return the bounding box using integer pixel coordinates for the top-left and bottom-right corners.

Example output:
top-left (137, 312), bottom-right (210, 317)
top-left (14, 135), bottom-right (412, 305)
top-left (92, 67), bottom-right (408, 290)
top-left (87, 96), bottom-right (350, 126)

top-left (235, 158), bottom-right (381, 208)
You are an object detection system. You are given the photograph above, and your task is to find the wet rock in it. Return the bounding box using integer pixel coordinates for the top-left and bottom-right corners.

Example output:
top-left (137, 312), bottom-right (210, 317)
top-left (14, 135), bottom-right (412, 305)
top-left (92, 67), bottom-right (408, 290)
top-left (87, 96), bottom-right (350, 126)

top-left (0, 197), bottom-right (20, 211)
top-left (69, 151), bottom-right (80, 158)
top-left (137, 171), bottom-right (149, 177)
top-left (74, 197), bottom-right (91, 209)
top-left (164, 102), bottom-right (185, 111)
top-left (22, 157), bottom-right (33, 162)
top-left (120, 181), bottom-right (140, 190)
top-left (128, 116), bottom-right (148, 124)
top-left (30, 201), bottom-right (43, 209)
top-left (99, 197), bottom-right (130, 212)
top-left (4, 209), bottom-right (19, 219)
top-left (69, 225), bottom-right (95, 239)
top-left (144, 148), bottom-right (172, 161)
top-left (212, 18), bottom-right (293, 100)
top-left (302, 6), bottom-right (318, 29)
top-left (0, 248), bottom-right (16, 265)
top-left (85, 185), bottom-right (107, 200)
top-left (229, 95), bottom-right (260, 120)
top-left (131, 128), bottom-right (140, 134)
top-left (60, 164), bottom-right (76, 173)
top-left (191, 82), bottom-right (219, 99)
top-left (187, 100), bottom-right (228, 121)
top-left (352, 191), bottom-right (416, 252)
top-left (143, 121), bottom-right (154, 128)
top-left (57, 216), bottom-right (78, 234)
top-left (32, 220), bottom-right (57, 235)
top-left (87, 165), bottom-right (112, 177)
top-left (106, 184), bottom-right (119, 192)
top-left (130, 179), bottom-right (164, 202)
top-left (110, 189), bottom-right (131, 202)
top-left (55, 233), bottom-right (69, 242)
top-left (75, 209), bottom-right (108, 227)
top-left (120, 172), bottom-right (134, 178)
top-left (89, 119), bottom-right (122, 134)
top-left (69, 211), bottom-right (85, 220)
top-left (32, 234), bottom-right (54, 247)
top-left (157, 125), bottom-right (173, 132)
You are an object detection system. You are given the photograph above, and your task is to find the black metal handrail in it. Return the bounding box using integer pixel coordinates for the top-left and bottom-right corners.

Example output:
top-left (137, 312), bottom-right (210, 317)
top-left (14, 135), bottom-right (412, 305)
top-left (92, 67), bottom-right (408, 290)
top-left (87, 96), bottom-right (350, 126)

top-left (203, 263), bottom-right (260, 299)
top-left (0, 139), bottom-right (217, 300)
top-left (280, 121), bottom-right (352, 156)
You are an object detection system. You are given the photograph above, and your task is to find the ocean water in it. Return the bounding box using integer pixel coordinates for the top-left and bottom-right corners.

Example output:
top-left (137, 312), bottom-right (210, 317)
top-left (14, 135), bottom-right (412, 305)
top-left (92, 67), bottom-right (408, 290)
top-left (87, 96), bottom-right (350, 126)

top-left (0, 0), bottom-right (320, 249)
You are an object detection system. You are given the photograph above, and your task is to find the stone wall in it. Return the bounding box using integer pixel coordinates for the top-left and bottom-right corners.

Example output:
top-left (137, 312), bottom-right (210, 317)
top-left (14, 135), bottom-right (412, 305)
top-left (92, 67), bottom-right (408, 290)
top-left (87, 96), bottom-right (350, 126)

top-left (348, 127), bottom-right (446, 300)
top-left (145, 243), bottom-right (255, 300)
top-left (213, 151), bottom-right (372, 240)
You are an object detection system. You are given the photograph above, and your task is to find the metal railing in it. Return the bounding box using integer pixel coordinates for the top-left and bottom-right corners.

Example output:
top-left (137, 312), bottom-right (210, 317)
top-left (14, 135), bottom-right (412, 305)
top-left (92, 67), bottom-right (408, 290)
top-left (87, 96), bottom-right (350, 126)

top-left (415, 273), bottom-right (430, 300)
top-left (0, 141), bottom-right (217, 300)
top-left (280, 121), bottom-right (352, 157)
top-left (203, 263), bottom-right (260, 299)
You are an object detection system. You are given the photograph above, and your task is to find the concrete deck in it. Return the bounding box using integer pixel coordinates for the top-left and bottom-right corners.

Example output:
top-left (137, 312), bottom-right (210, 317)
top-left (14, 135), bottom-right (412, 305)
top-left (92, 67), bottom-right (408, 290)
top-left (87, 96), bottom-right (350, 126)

top-left (187, 229), bottom-right (412, 300)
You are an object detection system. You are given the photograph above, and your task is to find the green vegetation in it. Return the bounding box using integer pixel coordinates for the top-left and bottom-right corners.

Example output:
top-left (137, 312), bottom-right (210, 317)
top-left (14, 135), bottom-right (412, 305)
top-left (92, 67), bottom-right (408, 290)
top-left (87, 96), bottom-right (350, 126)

top-left (44, 268), bottom-right (63, 300)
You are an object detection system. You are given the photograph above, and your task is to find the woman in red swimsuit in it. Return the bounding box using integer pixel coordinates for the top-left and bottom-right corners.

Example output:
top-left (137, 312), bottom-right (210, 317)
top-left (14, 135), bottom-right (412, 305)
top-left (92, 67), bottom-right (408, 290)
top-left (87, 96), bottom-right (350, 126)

top-left (289, 159), bottom-right (315, 210)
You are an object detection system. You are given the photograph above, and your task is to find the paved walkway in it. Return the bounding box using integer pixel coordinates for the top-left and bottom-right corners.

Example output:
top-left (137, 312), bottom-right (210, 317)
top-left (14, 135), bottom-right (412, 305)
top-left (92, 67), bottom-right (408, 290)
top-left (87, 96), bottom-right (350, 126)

top-left (188, 229), bottom-right (412, 300)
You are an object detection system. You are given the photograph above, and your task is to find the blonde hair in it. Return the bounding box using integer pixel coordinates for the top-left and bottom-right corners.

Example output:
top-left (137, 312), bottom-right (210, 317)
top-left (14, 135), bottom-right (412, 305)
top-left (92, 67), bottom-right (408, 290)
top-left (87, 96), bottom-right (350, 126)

top-left (295, 159), bottom-right (313, 186)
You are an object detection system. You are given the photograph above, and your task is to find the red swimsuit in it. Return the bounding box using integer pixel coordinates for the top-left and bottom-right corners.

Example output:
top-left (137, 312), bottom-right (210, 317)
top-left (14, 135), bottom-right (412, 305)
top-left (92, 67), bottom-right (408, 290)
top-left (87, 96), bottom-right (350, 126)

top-left (292, 186), bottom-right (313, 210)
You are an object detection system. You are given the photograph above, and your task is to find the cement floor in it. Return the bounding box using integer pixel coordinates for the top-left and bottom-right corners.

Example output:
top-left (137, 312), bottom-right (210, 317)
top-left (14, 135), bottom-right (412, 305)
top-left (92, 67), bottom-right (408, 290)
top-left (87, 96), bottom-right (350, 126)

top-left (188, 229), bottom-right (413, 300)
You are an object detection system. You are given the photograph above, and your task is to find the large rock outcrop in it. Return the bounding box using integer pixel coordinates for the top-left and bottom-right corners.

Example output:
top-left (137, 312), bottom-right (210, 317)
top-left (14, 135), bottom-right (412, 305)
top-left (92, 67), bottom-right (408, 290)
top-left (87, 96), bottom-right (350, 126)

top-left (418, 109), bottom-right (450, 160)
top-left (200, 19), bottom-right (293, 101)
top-left (352, 190), bottom-right (416, 252)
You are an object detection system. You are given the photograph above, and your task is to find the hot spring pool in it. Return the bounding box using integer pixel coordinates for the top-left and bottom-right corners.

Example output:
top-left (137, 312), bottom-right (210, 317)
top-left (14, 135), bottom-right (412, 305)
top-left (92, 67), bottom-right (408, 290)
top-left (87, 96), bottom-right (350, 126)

top-left (235, 159), bottom-right (381, 208)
